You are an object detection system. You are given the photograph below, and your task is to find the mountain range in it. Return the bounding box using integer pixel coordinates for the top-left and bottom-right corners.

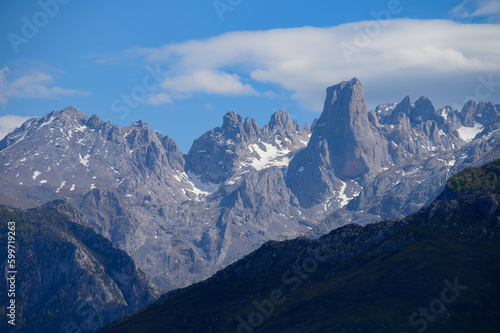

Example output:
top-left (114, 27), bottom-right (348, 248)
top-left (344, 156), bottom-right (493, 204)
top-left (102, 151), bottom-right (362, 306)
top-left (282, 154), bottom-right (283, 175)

top-left (98, 158), bottom-right (500, 333)
top-left (1, 78), bottom-right (499, 332)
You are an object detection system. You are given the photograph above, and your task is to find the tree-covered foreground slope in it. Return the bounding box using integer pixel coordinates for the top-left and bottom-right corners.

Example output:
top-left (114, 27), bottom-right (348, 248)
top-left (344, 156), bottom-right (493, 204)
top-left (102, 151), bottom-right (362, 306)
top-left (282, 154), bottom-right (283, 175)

top-left (100, 159), bottom-right (500, 333)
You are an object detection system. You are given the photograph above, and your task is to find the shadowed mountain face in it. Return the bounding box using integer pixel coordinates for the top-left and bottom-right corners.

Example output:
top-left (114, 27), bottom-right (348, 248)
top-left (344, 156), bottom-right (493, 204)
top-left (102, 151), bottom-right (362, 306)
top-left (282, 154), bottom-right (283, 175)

top-left (99, 159), bottom-right (500, 333)
top-left (0, 200), bottom-right (159, 333)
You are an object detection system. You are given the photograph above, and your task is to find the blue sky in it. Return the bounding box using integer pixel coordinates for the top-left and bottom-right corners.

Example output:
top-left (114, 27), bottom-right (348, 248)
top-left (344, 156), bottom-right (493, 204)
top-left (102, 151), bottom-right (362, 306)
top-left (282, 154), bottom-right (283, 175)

top-left (1, 0), bottom-right (500, 152)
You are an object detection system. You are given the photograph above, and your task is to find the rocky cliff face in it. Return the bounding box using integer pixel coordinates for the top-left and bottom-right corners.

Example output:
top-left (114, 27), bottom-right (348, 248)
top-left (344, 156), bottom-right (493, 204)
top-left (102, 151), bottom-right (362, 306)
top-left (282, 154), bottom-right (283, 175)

top-left (186, 110), bottom-right (310, 185)
top-left (287, 78), bottom-right (498, 221)
top-left (287, 78), bottom-right (386, 207)
top-left (0, 200), bottom-right (159, 333)
top-left (317, 78), bottom-right (385, 179)
top-left (319, 96), bottom-right (500, 230)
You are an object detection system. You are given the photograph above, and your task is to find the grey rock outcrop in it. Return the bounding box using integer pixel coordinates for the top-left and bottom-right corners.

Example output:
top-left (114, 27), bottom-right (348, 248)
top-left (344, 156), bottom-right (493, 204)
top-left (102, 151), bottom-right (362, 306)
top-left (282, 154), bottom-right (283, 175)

top-left (287, 78), bottom-right (387, 207)
top-left (314, 78), bottom-right (385, 179)
top-left (411, 96), bottom-right (436, 125)
top-left (186, 110), bottom-right (310, 185)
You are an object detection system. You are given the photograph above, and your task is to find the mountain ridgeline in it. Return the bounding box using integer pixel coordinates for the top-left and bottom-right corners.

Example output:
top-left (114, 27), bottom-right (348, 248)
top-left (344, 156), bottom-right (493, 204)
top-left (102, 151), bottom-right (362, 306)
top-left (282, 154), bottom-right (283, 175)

top-left (99, 159), bottom-right (500, 332)
top-left (0, 78), bottom-right (499, 332)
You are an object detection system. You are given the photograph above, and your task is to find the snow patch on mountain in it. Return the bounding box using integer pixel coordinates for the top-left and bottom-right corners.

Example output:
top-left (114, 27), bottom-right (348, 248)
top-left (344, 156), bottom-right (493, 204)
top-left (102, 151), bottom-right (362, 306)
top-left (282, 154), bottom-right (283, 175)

top-left (245, 141), bottom-right (291, 171)
top-left (322, 180), bottom-right (362, 212)
top-left (186, 171), bottom-right (220, 193)
top-left (337, 182), bottom-right (350, 208)
top-left (457, 122), bottom-right (484, 142)
top-left (79, 153), bottom-right (90, 167)
top-left (37, 115), bottom-right (56, 130)
top-left (74, 124), bottom-right (87, 133)
top-left (56, 181), bottom-right (66, 193)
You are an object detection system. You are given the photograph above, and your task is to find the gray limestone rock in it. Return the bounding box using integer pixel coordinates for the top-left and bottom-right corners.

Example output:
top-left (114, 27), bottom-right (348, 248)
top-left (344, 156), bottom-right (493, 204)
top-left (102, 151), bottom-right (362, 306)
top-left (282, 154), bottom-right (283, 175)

top-left (411, 96), bottom-right (436, 125)
top-left (287, 78), bottom-right (387, 206)
top-left (185, 110), bottom-right (310, 185)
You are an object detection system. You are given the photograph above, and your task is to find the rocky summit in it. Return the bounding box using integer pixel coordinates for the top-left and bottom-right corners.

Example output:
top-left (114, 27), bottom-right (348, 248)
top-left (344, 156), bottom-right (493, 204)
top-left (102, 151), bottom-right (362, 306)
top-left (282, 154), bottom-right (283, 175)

top-left (287, 78), bottom-right (386, 207)
top-left (186, 110), bottom-right (311, 184)
top-left (1, 79), bottom-right (499, 332)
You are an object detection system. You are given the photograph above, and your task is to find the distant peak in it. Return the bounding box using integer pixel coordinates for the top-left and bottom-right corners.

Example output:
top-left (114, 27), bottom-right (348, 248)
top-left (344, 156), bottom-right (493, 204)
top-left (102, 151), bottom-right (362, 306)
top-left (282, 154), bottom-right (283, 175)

top-left (87, 114), bottom-right (104, 129)
top-left (461, 100), bottom-right (477, 112)
top-left (62, 106), bottom-right (81, 112)
top-left (382, 96), bottom-right (412, 125)
top-left (132, 120), bottom-right (149, 129)
top-left (60, 106), bottom-right (84, 116)
top-left (342, 77), bottom-right (361, 86)
top-left (325, 78), bottom-right (362, 97)
top-left (349, 77), bottom-right (361, 85)
top-left (43, 107), bottom-right (89, 124)
top-left (269, 111), bottom-right (292, 129)
top-left (222, 111), bottom-right (243, 129)
top-left (323, 77), bottom-right (366, 120)
top-left (395, 95), bottom-right (412, 112)
top-left (411, 96), bottom-right (435, 124)
top-left (415, 96), bottom-right (433, 107)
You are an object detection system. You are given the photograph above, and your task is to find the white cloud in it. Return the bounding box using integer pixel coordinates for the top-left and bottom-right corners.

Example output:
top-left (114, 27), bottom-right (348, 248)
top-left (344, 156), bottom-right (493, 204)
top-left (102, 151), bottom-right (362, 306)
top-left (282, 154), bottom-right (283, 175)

top-left (0, 115), bottom-right (32, 140)
top-left (0, 66), bottom-right (91, 105)
top-left (159, 70), bottom-right (258, 96)
top-left (127, 19), bottom-right (500, 111)
top-left (145, 92), bottom-right (173, 106)
top-left (452, 0), bottom-right (500, 19)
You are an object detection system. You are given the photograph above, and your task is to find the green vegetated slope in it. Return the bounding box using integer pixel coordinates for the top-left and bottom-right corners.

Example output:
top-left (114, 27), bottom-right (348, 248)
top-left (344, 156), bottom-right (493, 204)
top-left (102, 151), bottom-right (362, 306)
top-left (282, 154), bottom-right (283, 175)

top-left (441, 158), bottom-right (500, 199)
top-left (0, 201), bottom-right (158, 333)
top-left (102, 159), bottom-right (500, 333)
